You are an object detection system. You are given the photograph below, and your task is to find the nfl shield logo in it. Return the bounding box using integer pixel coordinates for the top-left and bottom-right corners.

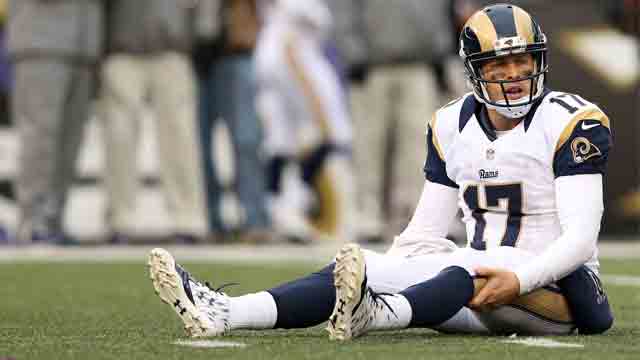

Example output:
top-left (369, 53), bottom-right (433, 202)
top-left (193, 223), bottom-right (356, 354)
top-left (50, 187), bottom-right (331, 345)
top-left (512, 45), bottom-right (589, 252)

top-left (486, 148), bottom-right (495, 160)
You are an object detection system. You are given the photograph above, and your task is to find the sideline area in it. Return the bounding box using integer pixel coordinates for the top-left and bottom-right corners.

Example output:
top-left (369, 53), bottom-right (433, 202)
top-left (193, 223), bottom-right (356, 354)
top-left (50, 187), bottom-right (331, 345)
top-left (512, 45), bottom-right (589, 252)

top-left (1, 239), bottom-right (639, 263)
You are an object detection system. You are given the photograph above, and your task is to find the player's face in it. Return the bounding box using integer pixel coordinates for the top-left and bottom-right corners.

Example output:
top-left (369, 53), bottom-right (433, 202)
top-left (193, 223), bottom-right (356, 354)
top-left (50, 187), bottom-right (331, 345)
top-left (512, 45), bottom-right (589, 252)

top-left (480, 53), bottom-right (536, 102)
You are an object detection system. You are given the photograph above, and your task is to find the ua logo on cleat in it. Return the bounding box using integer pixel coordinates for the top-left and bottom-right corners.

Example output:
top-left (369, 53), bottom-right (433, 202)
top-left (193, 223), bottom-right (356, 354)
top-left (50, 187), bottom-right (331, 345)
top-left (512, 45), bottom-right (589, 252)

top-left (174, 299), bottom-right (187, 315)
top-left (337, 299), bottom-right (346, 315)
top-left (329, 314), bottom-right (337, 327)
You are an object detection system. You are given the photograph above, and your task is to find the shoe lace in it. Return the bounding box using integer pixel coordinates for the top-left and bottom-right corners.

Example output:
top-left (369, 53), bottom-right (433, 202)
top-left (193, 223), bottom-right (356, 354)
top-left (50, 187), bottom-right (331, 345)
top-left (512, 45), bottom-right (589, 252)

top-left (368, 290), bottom-right (398, 319)
top-left (205, 281), bottom-right (239, 294)
top-left (352, 289), bottom-right (399, 334)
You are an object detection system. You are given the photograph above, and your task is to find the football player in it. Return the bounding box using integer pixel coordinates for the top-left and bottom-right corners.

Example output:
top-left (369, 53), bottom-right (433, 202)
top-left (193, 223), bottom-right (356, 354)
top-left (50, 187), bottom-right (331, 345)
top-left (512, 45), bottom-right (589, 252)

top-left (147, 3), bottom-right (613, 339)
top-left (254, 0), bottom-right (358, 243)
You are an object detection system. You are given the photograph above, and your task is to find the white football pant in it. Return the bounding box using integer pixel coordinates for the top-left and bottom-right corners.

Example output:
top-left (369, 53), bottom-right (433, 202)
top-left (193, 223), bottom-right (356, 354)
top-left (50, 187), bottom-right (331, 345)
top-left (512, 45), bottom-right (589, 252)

top-left (362, 245), bottom-right (573, 335)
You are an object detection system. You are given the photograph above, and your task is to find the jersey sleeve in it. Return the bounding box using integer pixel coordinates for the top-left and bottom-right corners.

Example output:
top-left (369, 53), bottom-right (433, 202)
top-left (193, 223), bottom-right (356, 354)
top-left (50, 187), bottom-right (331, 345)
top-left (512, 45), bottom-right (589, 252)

top-left (553, 109), bottom-right (612, 178)
top-left (424, 113), bottom-right (458, 188)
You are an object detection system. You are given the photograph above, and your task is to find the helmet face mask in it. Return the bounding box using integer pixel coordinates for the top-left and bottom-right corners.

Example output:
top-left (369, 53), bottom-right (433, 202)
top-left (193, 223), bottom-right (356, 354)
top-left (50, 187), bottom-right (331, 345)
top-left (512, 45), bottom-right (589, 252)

top-left (459, 4), bottom-right (548, 119)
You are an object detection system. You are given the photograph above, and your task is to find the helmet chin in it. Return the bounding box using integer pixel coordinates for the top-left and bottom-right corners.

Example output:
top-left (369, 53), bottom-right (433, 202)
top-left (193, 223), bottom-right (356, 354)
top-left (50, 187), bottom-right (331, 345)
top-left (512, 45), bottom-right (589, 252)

top-left (475, 93), bottom-right (533, 119)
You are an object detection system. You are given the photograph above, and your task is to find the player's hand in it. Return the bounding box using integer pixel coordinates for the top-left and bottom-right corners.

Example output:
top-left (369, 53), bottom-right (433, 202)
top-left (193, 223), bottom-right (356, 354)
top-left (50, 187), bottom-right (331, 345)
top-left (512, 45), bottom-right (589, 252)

top-left (468, 267), bottom-right (521, 311)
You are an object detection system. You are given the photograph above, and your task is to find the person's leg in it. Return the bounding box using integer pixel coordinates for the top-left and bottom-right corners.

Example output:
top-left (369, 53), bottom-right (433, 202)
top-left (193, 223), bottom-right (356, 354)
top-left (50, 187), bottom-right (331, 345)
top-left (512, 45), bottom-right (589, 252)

top-left (288, 42), bottom-right (358, 242)
top-left (557, 265), bottom-right (614, 334)
top-left (149, 52), bottom-right (208, 239)
top-left (353, 67), bottom-right (391, 239)
top-left (196, 57), bottom-right (226, 235)
top-left (223, 55), bottom-right (270, 233)
top-left (237, 246), bottom-right (579, 336)
top-left (262, 263), bottom-right (335, 328)
top-left (100, 55), bottom-right (145, 238)
top-left (348, 84), bottom-right (384, 240)
top-left (390, 64), bottom-right (441, 234)
top-left (13, 59), bottom-right (80, 242)
top-left (329, 245), bottom-right (578, 340)
top-left (53, 62), bottom-right (93, 243)
top-left (327, 244), bottom-right (476, 340)
top-left (149, 241), bottom-right (425, 337)
top-left (148, 247), bottom-right (335, 336)
top-left (256, 86), bottom-right (317, 242)
top-left (243, 245), bottom-right (470, 331)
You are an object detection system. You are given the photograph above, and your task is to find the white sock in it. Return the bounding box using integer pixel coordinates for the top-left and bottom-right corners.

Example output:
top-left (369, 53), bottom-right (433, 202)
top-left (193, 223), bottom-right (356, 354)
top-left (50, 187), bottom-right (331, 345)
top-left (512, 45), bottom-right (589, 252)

top-left (371, 294), bottom-right (412, 330)
top-left (229, 291), bottom-right (278, 330)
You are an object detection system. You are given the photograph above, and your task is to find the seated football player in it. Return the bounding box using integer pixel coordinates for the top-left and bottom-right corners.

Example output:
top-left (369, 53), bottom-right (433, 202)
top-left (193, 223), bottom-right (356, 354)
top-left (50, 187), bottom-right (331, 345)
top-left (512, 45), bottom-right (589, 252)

top-left (147, 3), bottom-right (613, 339)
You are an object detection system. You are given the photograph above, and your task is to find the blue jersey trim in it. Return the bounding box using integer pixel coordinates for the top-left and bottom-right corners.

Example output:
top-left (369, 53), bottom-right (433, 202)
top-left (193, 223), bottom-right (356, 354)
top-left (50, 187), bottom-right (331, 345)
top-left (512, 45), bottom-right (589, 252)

top-left (424, 127), bottom-right (458, 188)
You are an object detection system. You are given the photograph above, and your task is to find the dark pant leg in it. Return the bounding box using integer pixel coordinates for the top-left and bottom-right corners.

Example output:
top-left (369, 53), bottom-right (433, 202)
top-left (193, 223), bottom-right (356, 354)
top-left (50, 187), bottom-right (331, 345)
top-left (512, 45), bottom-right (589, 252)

top-left (226, 55), bottom-right (269, 229)
top-left (557, 265), bottom-right (614, 334)
top-left (13, 60), bottom-right (78, 240)
top-left (55, 63), bottom-right (92, 234)
top-left (400, 266), bottom-right (475, 327)
top-left (267, 263), bottom-right (335, 328)
top-left (198, 64), bottom-right (225, 233)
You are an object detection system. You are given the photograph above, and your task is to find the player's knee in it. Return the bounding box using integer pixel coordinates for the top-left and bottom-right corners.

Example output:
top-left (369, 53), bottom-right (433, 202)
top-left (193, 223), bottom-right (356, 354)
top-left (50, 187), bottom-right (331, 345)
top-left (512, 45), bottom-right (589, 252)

top-left (314, 263), bottom-right (335, 277)
top-left (578, 311), bottom-right (614, 335)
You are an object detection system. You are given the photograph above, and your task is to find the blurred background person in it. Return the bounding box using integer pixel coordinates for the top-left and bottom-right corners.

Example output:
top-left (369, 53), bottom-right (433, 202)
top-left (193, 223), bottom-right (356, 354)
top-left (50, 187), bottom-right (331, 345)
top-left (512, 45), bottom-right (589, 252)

top-left (8, 0), bottom-right (103, 245)
top-left (193, 0), bottom-right (271, 243)
top-left (441, 0), bottom-right (481, 98)
top-left (0, 0), bottom-right (8, 127)
top-left (100, 0), bottom-right (207, 244)
top-left (0, 0), bottom-right (9, 244)
top-left (255, 0), bottom-right (358, 243)
top-left (329, 0), bottom-right (457, 241)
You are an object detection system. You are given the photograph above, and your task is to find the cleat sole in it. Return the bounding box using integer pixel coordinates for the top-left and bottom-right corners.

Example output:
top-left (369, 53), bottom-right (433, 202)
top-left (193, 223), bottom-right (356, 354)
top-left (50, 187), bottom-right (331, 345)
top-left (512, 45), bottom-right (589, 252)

top-left (148, 248), bottom-right (218, 337)
top-left (326, 243), bottom-right (366, 341)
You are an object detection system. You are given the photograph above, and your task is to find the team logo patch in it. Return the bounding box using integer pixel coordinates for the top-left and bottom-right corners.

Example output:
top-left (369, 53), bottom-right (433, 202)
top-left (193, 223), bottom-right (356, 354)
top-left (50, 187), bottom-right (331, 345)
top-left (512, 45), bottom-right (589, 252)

top-left (486, 148), bottom-right (495, 160)
top-left (571, 137), bottom-right (601, 164)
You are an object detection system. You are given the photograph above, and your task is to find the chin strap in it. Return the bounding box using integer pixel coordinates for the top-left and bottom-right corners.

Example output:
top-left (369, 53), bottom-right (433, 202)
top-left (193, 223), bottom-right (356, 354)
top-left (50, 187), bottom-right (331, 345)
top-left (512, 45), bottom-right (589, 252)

top-left (490, 102), bottom-right (533, 119)
top-left (479, 95), bottom-right (533, 119)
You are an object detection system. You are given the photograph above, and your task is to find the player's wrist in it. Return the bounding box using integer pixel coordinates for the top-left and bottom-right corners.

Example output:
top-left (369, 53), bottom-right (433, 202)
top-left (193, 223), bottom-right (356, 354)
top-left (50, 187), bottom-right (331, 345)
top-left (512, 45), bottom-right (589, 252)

top-left (513, 268), bottom-right (534, 295)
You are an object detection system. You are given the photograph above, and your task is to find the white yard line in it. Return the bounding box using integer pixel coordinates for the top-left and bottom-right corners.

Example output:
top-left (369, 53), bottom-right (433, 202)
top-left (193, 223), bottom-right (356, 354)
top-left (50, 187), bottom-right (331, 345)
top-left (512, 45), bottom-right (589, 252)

top-left (173, 340), bottom-right (247, 348)
top-left (602, 275), bottom-right (640, 287)
top-left (502, 337), bottom-right (584, 348)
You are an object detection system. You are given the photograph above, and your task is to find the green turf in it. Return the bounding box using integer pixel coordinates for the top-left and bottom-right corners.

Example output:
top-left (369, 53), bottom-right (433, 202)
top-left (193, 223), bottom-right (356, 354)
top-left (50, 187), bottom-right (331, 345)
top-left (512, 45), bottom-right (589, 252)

top-left (0, 259), bottom-right (638, 360)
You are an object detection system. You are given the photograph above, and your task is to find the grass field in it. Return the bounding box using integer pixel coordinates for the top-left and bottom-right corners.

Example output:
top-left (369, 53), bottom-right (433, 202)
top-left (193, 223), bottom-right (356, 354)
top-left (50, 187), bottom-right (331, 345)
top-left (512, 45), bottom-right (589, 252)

top-left (1, 257), bottom-right (638, 360)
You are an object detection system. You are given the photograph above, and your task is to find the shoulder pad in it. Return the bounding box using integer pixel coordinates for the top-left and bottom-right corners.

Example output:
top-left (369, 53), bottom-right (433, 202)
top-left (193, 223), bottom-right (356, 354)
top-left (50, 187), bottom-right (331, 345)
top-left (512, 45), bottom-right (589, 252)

top-left (429, 94), bottom-right (475, 159)
top-left (544, 92), bottom-right (612, 177)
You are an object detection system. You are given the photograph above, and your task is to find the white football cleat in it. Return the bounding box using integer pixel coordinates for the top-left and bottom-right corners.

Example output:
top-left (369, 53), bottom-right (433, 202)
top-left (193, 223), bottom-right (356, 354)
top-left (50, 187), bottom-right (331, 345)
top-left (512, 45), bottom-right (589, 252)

top-left (148, 248), bottom-right (231, 337)
top-left (327, 243), bottom-right (394, 341)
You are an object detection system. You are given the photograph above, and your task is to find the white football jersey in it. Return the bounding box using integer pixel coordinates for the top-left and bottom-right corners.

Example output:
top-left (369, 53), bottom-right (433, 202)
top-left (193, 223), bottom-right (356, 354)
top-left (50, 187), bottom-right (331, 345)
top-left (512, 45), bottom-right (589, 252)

top-left (426, 90), bottom-right (611, 261)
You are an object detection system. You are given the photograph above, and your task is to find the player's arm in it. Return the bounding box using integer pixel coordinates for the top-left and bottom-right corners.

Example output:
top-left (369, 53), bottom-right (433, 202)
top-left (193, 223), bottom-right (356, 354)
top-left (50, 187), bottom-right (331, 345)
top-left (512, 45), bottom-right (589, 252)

top-left (515, 175), bottom-right (603, 294)
top-left (471, 110), bottom-right (611, 309)
top-left (387, 117), bottom-right (459, 256)
top-left (515, 114), bottom-right (612, 294)
top-left (387, 180), bottom-right (459, 256)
